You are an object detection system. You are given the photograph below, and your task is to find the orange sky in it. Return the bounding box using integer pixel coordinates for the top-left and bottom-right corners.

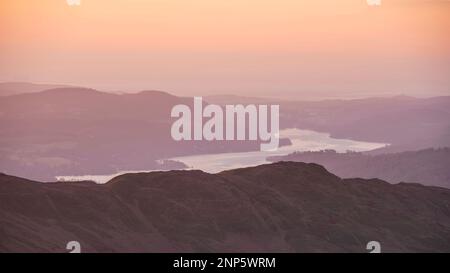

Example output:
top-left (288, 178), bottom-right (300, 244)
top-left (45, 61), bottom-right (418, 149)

top-left (1, 0), bottom-right (449, 98)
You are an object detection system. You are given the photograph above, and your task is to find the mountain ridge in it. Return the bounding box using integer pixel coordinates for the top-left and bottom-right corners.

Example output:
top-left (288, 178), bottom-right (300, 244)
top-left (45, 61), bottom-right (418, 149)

top-left (1, 161), bottom-right (449, 253)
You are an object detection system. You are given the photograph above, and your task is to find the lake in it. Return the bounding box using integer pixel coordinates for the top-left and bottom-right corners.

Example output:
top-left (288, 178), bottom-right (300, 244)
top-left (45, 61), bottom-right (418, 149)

top-left (56, 128), bottom-right (388, 183)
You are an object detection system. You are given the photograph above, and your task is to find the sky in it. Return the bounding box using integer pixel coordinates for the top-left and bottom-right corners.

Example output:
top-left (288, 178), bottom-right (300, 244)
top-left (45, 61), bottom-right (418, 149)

top-left (1, 0), bottom-right (449, 99)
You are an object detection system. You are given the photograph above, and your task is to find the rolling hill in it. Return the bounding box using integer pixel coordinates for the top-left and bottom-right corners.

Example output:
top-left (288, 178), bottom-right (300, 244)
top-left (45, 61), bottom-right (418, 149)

top-left (0, 88), bottom-right (265, 181)
top-left (1, 162), bottom-right (449, 253)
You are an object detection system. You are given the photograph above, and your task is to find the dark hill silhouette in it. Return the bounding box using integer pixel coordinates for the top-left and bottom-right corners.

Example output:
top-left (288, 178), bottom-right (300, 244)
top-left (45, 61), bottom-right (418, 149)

top-left (0, 82), bottom-right (73, 96)
top-left (1, 162), bottom-right (449, 252)
top-left (267, 148), bottom-right (450, 188)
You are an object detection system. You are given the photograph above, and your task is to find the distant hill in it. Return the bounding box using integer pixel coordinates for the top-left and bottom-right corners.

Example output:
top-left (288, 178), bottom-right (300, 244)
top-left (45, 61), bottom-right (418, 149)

top-left (1, 162), bottom-right (449, 252)
top-left (204, 94), bottom-right (278, 105)
top-left (0, 82), bottom-right (74, 96)
top-left (289, 96), bottom-right (450, 153)
top-left (268, 148), bottom-right (450, 188)
top-left (1, 87), bottom-right (449, 181)
top-left (216, 95), bottom-right (450, 153)
top-left (0, 88), bottom-right (267, 181)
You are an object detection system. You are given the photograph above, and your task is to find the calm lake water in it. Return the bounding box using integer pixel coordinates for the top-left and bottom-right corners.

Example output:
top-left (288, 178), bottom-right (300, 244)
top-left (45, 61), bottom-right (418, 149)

top-left (56, 129), bottom-right (387, 184)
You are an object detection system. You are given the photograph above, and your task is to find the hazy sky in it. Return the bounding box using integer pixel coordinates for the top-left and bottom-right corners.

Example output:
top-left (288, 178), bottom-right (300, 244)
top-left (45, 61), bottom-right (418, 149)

top-left (1, 0), bottom-right (449, 98)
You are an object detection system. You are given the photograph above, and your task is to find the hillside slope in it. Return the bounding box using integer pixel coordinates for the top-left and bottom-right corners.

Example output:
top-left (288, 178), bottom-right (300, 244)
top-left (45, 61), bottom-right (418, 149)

top-left (1, 162), bottom-right (449, 253)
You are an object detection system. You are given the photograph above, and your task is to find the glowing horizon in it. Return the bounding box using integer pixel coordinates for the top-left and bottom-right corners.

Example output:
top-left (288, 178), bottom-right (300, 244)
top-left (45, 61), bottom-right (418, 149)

top-left (1, 0), bottom-right (449, 98)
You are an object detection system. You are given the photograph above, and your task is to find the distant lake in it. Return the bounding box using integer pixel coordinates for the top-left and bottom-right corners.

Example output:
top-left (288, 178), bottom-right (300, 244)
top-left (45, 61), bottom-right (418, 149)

top-left (170, 129), bottom-right (387, 174)
top-left (56, 129), bottom-right (388, 184)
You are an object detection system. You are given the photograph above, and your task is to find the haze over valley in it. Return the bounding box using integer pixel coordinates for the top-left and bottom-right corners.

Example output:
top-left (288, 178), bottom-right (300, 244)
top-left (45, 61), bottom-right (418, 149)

top-left (1, 85), bottom-right (449, 185)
